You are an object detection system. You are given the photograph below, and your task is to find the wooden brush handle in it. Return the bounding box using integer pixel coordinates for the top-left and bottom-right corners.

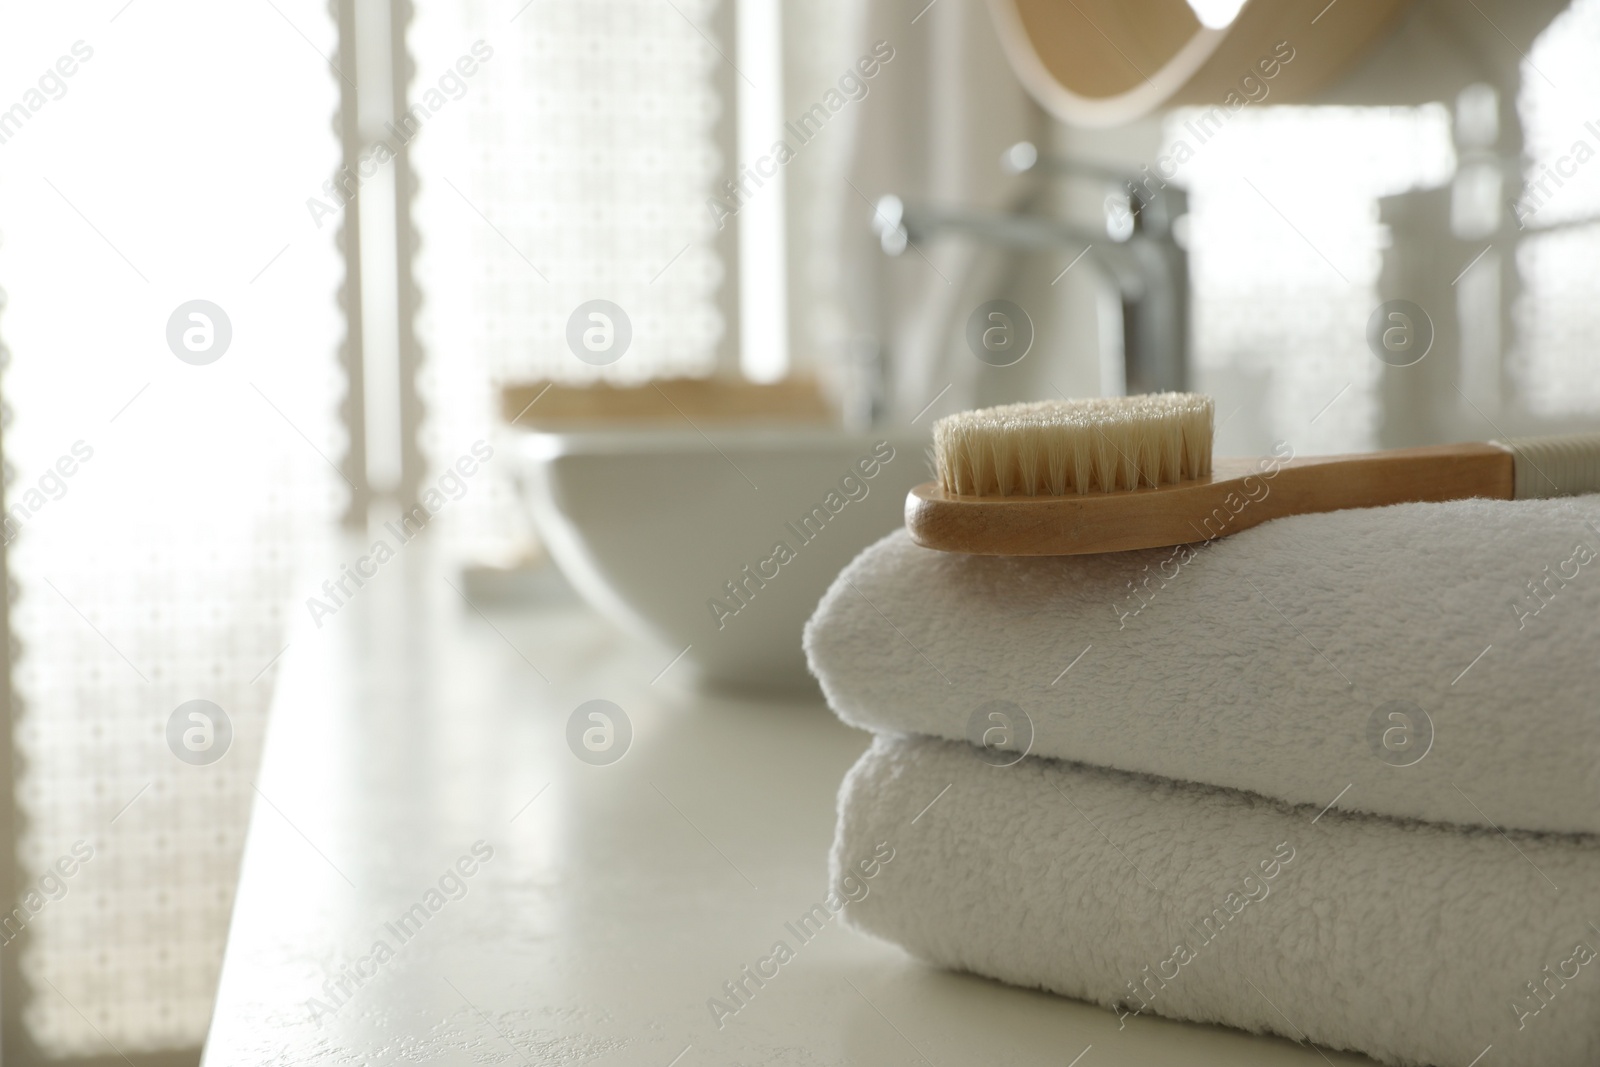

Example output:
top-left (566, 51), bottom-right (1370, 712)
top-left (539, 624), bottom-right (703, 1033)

top-left (905, 442), bottom-right (1515, 556)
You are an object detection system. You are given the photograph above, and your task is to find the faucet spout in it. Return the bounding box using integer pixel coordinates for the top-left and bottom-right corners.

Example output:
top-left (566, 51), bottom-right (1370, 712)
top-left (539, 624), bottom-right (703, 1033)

top-left (873, 183), bottom-right (1189, 394)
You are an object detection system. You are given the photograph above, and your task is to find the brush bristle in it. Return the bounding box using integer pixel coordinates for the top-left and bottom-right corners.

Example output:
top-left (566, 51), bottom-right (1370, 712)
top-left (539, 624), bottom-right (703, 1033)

top-left (932, 393), bottom-right (1214, 496)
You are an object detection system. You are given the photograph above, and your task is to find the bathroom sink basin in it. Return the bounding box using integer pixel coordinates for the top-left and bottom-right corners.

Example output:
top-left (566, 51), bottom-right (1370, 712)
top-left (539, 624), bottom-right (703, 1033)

top-left (508, 426), bottom-right (927, 689)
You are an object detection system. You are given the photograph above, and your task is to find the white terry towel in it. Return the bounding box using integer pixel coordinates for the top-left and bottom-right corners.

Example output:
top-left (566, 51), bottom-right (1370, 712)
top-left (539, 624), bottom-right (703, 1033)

top-left (832, 734), bottom-right (1600, 1067)
top-left (805, 496), bottom-right (1600, 834)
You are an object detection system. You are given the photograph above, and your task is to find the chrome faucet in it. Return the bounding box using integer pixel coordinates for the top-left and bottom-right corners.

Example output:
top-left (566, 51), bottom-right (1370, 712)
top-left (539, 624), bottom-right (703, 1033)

top-left (873, 142), bottom-right (1190, 396)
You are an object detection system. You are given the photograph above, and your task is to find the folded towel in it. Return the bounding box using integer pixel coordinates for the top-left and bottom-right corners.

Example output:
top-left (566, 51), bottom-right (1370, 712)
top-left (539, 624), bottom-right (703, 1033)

top-left (806, 496), bottom-right (1600, 834)
top-left (832, 733), bottom-right (1600, 1067)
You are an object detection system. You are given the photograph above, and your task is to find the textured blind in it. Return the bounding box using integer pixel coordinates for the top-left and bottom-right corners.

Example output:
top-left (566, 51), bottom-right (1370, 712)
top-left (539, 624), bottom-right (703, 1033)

top-left (0, 0), bottom-right (342, 1053)
top-left (408, 0), bottom-right (728, 558)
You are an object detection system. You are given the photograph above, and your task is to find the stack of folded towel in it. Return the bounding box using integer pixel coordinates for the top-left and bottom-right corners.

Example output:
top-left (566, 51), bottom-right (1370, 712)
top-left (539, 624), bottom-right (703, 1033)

top-left (804, 495), bottom-right (1600, 1066)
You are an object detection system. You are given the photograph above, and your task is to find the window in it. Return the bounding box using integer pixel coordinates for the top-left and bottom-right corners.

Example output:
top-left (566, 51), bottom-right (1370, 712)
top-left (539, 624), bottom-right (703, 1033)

top-left (1165, 103), bottom-right (1455, 455)
top-left (1515, 0), bottom-right (1600, 417)
top-left (409, 0), bottom-right (730, 557)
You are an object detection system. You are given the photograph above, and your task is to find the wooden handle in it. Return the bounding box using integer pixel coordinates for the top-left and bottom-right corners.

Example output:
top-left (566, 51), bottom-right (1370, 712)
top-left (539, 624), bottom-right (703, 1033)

top-left (905, 442), bottom-right (1514, 555)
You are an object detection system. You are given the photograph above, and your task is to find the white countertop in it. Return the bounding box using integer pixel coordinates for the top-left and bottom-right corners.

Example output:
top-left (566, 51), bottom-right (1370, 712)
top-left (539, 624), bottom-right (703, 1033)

top-left (204, 554), bottom-right (1372, 1065)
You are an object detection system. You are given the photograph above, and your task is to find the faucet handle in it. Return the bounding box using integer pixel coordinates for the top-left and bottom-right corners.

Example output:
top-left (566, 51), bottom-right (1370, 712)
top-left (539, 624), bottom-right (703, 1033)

top-left (872, 195), bottom-right (909, 256)
top-left (1001, 142), bottom-right (1039, 175)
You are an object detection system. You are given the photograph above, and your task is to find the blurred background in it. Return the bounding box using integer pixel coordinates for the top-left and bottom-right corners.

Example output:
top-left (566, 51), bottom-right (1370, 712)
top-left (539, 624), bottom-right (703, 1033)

top-left (0, 0), bottom-right (1596, 1061)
